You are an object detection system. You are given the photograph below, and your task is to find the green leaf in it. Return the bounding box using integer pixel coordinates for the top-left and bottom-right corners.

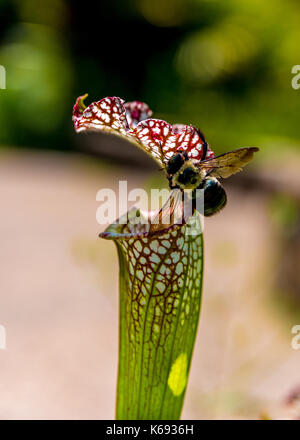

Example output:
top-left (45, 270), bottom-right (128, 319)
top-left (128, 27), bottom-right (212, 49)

top-left (101, 209), bottom-right (204, 420)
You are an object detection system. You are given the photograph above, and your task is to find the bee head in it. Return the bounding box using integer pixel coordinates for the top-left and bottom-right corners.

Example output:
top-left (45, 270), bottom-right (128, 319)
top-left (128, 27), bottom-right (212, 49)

top-left (166, 151), bottom-right (188, 175)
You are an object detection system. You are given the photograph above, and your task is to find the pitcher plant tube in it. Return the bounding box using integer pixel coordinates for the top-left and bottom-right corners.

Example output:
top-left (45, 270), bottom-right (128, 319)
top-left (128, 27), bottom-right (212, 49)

top-left (73, 95), bottom-right (259, 419)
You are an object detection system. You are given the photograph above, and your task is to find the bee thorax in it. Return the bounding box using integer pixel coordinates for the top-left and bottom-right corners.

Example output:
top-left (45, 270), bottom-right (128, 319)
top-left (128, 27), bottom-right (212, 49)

top-left (171, 160), bottom-right (204, 190)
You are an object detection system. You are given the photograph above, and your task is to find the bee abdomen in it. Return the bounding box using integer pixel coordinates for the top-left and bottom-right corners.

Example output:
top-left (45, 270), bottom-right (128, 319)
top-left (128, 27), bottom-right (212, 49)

top-left (203, 178), bottom-right (227, 216)
top-left (194, 178), bottom-right (227, 217)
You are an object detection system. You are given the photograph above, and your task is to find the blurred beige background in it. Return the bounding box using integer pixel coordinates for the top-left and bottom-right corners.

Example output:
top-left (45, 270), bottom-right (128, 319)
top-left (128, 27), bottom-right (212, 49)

top-left (0, 147), bottom-right (299, 419)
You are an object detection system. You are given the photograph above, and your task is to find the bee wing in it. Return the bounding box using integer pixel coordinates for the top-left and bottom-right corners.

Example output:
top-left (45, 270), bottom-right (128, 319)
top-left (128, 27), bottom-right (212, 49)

top-left (197, 147), bottom-right (259, 178)
top-left (149, 189), bottom-right (184, 233)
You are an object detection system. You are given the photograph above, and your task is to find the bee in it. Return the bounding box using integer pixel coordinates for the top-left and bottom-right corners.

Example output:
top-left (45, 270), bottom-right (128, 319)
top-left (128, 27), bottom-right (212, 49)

top-left (150, 129), bottom-right (258, 231)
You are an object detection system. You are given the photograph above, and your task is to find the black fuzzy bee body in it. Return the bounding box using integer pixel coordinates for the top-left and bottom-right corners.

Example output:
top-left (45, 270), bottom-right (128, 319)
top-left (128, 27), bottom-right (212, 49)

top-left (195, 177), bottom-right (227, 217)
top-left (164, 128), bottom-right (258, 216)
top-left (166, 150), bottom-right (227, 217)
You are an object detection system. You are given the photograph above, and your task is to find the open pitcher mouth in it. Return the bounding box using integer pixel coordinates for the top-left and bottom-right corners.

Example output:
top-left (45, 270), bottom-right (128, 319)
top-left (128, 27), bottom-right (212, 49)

top-left (99, 207), bottom-right (182, 240)
top-left (99, 205), bottom-right (204, 241)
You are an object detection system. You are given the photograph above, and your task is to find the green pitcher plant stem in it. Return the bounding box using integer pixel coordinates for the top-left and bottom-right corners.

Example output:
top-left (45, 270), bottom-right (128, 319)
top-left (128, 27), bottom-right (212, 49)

top-left (72, 94), bottom-right (259, 420)
top-left (101, 209), bottom-right (203, 419)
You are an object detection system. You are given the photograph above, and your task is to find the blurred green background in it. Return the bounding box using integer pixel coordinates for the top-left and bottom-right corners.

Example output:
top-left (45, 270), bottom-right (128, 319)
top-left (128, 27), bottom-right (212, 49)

top-left (1, 0), bottom-right (300, 153)
top-left (0, 0), bottom-right (300, 420)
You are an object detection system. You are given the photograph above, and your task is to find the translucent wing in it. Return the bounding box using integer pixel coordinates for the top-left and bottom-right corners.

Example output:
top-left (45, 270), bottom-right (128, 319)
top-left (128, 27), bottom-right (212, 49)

top-left (149, 189), bottom-right (184, 233)
top-left (197, 147), bottom-right (259, 178)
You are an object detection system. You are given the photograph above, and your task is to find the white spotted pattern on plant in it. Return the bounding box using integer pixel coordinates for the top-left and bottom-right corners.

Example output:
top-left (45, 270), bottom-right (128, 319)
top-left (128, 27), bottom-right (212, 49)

top-left (73, 95), bottom-right (258, 419)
